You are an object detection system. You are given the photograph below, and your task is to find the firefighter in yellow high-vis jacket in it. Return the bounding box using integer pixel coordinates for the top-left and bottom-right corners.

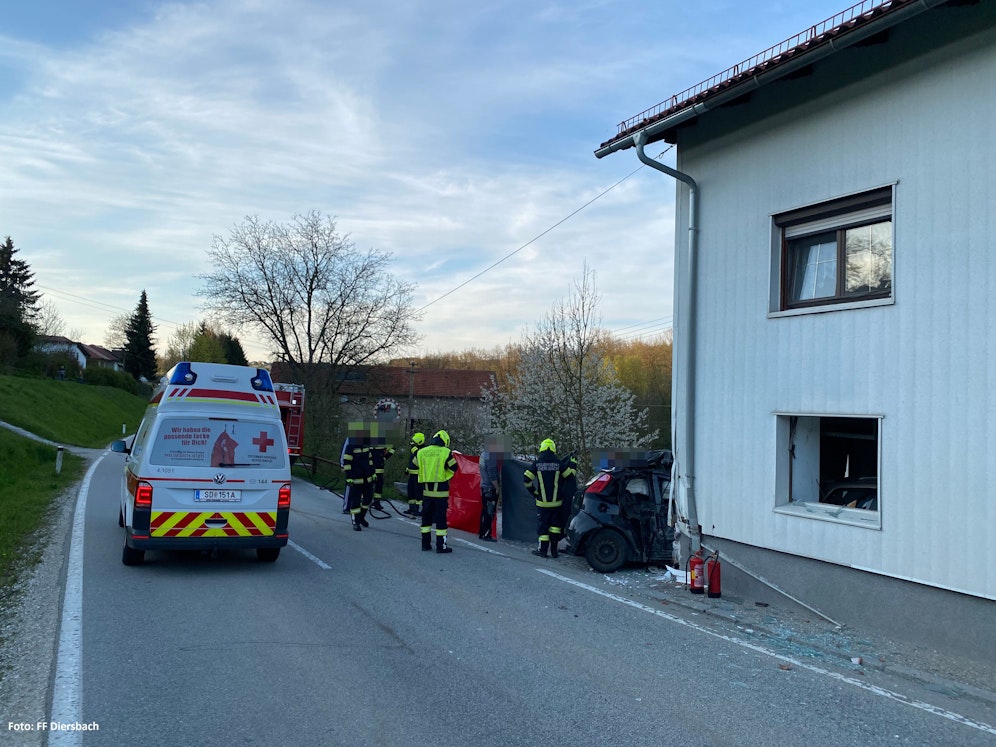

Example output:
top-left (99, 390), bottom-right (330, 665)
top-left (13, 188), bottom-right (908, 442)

top-left (416, 430), bottom-right (459, 553)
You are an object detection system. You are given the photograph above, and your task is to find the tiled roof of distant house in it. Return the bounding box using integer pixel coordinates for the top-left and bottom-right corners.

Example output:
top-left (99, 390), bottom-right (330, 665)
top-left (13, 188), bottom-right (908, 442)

top-left (270, 364), bottom-right (494, 399)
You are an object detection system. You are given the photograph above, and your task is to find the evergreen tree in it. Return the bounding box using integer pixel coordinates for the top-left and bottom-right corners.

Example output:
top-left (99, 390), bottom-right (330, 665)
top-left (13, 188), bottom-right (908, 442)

top-left (219, 332), bottom-right (249, 366)
top-left (187, 322), bottom-right (227, 363)
top-left (0, 236), bottom-right (41, 357)
top-left (123, 290), bottom-right (158, 381)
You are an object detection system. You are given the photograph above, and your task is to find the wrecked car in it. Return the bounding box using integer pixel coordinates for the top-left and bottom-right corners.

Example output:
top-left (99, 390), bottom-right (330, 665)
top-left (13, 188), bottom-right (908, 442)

top-left (564, 450), bottom-right (674, 573)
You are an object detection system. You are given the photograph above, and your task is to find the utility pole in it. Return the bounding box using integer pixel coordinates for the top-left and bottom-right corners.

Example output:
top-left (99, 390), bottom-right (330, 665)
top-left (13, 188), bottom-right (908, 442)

top-left (407, 361), bottom-right (416, 439)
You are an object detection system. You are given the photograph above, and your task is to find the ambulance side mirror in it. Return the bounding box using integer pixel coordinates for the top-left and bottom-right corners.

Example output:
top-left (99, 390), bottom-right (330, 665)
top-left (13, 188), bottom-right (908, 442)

top-left (111, 440), bottom-right (131, 455)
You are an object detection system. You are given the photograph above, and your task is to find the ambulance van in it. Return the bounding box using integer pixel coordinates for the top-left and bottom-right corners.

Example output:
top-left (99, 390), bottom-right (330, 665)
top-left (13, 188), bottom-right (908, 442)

top-left (112, 362), bottom-right (292, 565)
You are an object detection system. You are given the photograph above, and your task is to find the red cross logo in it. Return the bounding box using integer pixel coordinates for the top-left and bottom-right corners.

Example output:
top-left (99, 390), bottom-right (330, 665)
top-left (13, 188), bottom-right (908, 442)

top-left (253, 431), bottom-right (275, 453)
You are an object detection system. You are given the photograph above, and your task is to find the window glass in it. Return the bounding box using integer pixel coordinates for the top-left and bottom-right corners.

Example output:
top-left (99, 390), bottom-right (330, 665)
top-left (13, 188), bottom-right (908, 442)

top-left (845, 221), bottom-right (892, 296)
top-left (789, 232), bottom-right (837, 301)
top-left (148, 417), bottom-right (287, 468)
top-left (777, 187), bottom-right (893, 310)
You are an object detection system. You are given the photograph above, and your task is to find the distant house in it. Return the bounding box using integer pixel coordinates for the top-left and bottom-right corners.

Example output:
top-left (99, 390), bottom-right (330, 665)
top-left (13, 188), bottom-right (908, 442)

top-left (36, 335), bottom-right (86, 369)
top-left (36, 336), bottom-right (123, 371)
top-left (78, 343), bottom-right (123, 371)
top-left (271, 362), bottom-right (496, 438)
top-left (596, 0), bottom-right (994, 653)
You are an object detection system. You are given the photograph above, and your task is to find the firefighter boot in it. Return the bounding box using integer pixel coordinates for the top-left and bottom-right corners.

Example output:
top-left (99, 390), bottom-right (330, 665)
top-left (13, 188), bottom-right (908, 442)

top-left (550, 536), bottom-right (559, 558)
top-left (421, 533), bottom-right (432, 552)
top-left (351, 513), bottom-right (362, 532)
top-left (531, 540), bottom-right (549, 558)
top-left (436, 536), bottom-right (453, 554)
top-left (358, 508), bottom-right (370, 528)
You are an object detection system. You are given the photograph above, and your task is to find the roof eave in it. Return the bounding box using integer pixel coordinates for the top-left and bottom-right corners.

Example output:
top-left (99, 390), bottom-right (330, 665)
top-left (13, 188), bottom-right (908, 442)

top-left (595, 0), bottom-right (948, 159)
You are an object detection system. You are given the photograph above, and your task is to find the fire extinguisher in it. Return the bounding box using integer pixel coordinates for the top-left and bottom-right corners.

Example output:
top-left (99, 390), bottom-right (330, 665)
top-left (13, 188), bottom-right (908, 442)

top-left (687, 550), bottom-right (705, 594)
top-left (706, 551), bottom-right (722, 599)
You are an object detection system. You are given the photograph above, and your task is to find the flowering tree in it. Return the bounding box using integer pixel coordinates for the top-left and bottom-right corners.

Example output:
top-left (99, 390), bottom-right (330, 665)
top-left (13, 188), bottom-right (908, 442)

top-left (485, 263), bottom-right (656, 474)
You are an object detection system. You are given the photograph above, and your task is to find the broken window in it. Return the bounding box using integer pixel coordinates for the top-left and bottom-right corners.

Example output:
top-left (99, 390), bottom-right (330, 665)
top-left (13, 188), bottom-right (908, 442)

top-left (775, 414), bottom-right (881, 525)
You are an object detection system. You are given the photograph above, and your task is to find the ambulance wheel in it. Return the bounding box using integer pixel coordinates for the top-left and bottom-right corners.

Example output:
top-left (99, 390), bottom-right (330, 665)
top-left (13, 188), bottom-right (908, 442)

top-left (584, 529), bottom-right (627, 573)
top-left (257, 547), bottom-right (280, 562)
top-left (122, 542), bottom-right (145, 566)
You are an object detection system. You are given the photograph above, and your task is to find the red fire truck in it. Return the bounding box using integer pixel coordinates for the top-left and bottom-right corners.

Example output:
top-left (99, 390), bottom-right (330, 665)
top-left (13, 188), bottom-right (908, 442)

top-left (273, 382), bottom-right (306, 463)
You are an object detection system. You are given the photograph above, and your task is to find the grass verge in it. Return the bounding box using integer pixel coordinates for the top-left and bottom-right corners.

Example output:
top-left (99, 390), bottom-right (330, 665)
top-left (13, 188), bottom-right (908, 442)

top-left (0, 429), bottom-right (86, 588)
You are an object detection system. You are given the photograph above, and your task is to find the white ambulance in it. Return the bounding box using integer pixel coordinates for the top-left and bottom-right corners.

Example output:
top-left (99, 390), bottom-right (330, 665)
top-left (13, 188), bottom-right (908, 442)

top-left (112, 362), bottom-right (292, 565)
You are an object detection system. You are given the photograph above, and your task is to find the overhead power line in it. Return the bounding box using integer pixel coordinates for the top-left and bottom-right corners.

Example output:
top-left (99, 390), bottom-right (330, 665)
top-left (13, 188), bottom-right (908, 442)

top-left (418, 146), bottom-right (674, 313)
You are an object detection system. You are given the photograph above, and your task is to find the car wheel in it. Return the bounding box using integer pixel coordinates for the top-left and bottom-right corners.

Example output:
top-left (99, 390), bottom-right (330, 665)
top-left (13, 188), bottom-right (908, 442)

top-left (584, 529), bottom-right (628, 573)
top-left (257, 547), bottom-right (280, 562)
top-left (122, 542), bottom-right (144, 566)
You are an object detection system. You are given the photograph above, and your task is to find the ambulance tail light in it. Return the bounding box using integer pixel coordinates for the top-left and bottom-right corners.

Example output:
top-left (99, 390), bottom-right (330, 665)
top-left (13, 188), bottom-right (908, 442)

top-left (135, 482), bottom-right (153, 509)
top-left (278, 484), bottom-right (291, 509)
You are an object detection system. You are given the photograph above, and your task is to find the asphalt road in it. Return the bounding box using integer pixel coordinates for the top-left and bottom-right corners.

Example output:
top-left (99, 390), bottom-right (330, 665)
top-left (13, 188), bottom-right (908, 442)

top-left (4, 448), bottom-right (996, 746)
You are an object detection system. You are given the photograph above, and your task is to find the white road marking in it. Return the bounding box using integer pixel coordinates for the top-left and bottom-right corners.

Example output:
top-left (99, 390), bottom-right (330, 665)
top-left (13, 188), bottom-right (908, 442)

top-left (539, 568), bottom-right (996, 737)
top-left (50, 458), bottom-right (103, 747)
top-left (452, 537), bottom-right (507, 555)
top-left (289, 540), bottom-right (332, 569)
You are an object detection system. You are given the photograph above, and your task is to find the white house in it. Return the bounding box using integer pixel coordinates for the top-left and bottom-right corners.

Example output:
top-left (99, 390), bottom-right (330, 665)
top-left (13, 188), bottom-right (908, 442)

top-left (597, 0), bottom-right (994, 653)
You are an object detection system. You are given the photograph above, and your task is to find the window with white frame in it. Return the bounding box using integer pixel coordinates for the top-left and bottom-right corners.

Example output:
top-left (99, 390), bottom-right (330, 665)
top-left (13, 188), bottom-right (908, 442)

top-left (776, 187), bottom-right (893, 310)
top-left (775, 414), bottom-right (881, 527)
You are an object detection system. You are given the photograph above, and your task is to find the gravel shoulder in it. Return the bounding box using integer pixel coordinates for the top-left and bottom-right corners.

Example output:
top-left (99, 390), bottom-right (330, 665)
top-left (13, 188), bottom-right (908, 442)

top-left (0, 484), bottom-right (75, 747)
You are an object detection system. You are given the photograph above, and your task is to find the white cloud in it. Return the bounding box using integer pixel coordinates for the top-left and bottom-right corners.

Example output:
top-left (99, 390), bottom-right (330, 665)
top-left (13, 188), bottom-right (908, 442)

top-left (0, 0), bottom-right (848, 360)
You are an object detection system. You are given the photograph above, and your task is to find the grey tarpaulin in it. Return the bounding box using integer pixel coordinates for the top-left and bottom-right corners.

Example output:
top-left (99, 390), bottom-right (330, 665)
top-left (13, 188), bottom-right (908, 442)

top-left (500, 458), bottom-right (535, 542)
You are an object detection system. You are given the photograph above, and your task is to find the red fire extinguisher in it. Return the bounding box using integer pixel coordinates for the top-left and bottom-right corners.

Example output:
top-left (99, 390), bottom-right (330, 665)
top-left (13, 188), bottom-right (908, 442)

top-left (688, 550), bottom-right (705, 594)
top-left (706, 551), bottom-right (722, 599)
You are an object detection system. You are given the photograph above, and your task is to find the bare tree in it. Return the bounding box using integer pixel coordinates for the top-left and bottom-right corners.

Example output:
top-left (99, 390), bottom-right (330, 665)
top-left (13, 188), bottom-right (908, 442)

top-left (36, 299), bottom-right (66, 337)
top-left (161, 321), bottom-right (200, 371)
top-left (485, 262), bottom-right (656, 473)
top-left (197, 211), bottom-right (421, 378)
top-left (103, 313), bottom-right (130, 350)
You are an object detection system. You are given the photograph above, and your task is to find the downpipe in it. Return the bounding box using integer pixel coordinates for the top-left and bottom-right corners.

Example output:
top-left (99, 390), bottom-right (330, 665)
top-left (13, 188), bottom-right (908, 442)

top-left (633, 131), bottom-right (701, 564)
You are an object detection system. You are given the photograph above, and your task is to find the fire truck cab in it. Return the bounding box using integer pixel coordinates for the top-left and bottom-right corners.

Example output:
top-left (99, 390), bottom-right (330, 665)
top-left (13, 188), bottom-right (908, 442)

top-left (111, 362), bottom-right (292, 566)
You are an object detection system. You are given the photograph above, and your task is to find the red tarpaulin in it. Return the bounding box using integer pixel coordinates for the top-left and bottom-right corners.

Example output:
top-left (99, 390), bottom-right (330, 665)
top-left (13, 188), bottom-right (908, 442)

top-left (446, 452), bottom-right (496, 536)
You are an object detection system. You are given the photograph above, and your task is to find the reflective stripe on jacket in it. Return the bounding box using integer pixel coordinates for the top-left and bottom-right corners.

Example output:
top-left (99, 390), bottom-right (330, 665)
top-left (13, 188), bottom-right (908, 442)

top-left (417, 443), bottom-right (457, 498)
top-left (524, 453), bottom-right (567, 507)
top-left (342, 439), bottom-right (375, 484)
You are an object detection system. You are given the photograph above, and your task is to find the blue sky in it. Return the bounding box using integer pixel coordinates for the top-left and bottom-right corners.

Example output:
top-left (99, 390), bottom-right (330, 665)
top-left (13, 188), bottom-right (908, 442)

top-left (1, 0), bottom-right (852, 361)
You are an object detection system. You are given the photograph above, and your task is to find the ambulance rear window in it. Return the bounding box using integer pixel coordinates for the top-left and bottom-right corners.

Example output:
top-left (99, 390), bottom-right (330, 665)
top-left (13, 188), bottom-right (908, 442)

top-left (148, 418), bottom-right (287, 468)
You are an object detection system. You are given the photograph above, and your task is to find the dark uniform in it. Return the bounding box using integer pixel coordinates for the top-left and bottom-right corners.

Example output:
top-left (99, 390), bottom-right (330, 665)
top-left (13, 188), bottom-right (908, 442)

top-left (524, 438), bottom-right (575, 558)
top-left (371, 435), bottom-right (396, 510)
top-left (478, 438), bottom-right (502, 541)
top-left (341, 427), bottom-right (375, 531)
top-left (404, 432), bottom-right (425, 517)
top-left (416, 430), bottom-right (458, 553)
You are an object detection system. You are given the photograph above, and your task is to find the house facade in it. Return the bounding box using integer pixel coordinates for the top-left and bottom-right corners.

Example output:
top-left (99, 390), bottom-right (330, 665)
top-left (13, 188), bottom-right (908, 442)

top-left (36, 336), bottom-right (123, 371)
top-left (597, 0), bottom-right (994, 651)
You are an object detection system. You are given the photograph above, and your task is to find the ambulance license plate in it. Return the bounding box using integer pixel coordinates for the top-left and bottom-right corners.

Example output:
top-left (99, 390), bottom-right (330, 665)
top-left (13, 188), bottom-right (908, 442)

top-left (194, 489), bottom-right (242, 502)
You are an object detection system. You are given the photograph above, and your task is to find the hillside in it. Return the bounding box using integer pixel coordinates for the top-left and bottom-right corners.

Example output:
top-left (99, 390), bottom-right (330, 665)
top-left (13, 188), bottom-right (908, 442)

top-left (0, 375), bottom-right (148, 448)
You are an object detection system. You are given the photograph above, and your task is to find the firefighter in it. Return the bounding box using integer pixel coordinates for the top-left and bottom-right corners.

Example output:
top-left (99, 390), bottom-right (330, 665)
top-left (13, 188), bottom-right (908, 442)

top-left (341, 422), bottom-right (376, 531)
top-left (371, 425), bottom-right (396, 511)
top-left (416, 429), bottom-right (458, 553)
top-left (524, 438), bottom-right (574, 558)
top-left (403, 432), bottom-right (425, 517)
